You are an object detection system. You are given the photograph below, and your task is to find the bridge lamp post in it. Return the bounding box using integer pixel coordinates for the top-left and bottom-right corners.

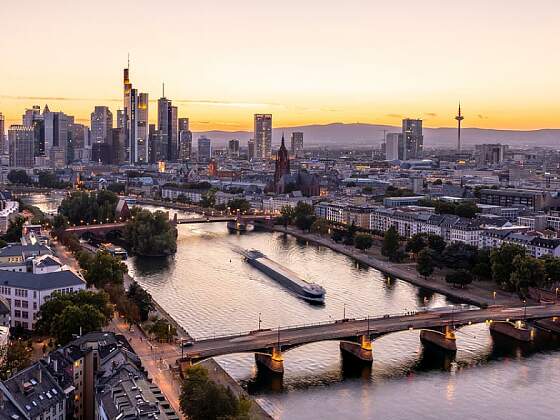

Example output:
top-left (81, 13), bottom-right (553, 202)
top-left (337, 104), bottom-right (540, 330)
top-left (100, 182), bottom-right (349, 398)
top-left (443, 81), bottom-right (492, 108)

top-left (556, 288), bottom-right (559, 303)
top-left (493, 291), bottom-right (496, 304)
top-left (523, 300), bottom-right (527, 321)
top-left (258, 312), bottom-right (262, 330)
top-left (343, 303), bottom-right (346, 320)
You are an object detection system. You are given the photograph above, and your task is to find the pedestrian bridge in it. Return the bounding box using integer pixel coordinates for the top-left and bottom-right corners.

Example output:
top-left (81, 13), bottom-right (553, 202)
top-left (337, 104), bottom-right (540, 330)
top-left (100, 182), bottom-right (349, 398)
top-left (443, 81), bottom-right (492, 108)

top-left (179, 304), bottom-right (560, 374)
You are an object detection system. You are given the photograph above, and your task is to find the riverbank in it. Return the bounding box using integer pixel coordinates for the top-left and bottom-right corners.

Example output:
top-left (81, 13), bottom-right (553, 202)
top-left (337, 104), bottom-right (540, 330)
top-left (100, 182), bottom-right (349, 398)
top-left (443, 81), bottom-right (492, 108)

top-left (199, 359), bottom-right (274, 420)
top-left (271, 225), bottom-right (521, 308)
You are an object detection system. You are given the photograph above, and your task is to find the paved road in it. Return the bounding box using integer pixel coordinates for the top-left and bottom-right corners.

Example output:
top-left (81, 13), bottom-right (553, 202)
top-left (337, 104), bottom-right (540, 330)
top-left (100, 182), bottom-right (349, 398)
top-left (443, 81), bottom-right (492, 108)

top-left (180, 304), bottom-right (560, 361)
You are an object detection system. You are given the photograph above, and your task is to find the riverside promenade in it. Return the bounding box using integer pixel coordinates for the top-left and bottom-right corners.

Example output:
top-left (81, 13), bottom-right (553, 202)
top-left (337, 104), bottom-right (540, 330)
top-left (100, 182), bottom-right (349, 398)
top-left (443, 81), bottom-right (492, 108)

top-left (272, 226), bottom-right (521, 308)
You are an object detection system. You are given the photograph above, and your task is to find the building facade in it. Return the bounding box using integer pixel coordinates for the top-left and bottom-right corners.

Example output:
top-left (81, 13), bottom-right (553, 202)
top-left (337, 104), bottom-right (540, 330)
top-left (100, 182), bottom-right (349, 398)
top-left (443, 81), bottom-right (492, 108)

top-left (254, 114), bottom-right (272, 160)
top-left (402, 118), bottom-right (423, 160)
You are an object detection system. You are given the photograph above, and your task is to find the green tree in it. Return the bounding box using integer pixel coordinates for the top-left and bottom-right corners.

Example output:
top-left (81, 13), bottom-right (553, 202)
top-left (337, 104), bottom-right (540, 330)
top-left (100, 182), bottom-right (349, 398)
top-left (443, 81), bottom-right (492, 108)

top-left (541, 255), bottom-right (560, 287)
top-left (446, 269), bottom-right (473, 288)
top-left (37, 171), bottom-right (71, 189)
top-left (201, 188), bottom-right (217, 208)
top-left (416, 249), bottom-right (435, 279)
top-left (124, 208), bottom-right (177, 256)
top-left (406, 233), bottom-right (428, 256)
top-left (180, 365), bottom-right (249, 420)
top-left (331, 229), bottom-right (344, 243)
top-left (277, 205), bottom-right (295, 227)
top-left (454, 201), bottom-right (479, 219)
top-left (107, 183), bottom-right (126, 194)
top-left (7, 169), bottom-right (31, 185)
top-left (2, 216), bottom-right (26, 242)
top-left (82, 251), bottom-right (128, 288)
top-left (0, 340), bottom-right (32, 380)
top-left (354, 233), bottom-right (373, 251)
top-left (427, 234), bottom-right (446, 253)
top-left (59, 190), bottom-right (119, 225)
top-left (382, 226), bottom-right (400, 261)
top-left (440, 242), bottom-right (478, 270)
top-left (147, 318), bottom-right (177, 342)
top-left (510, 255), bottom-right (546, 296)
top-left (490, 243), bottom-right (526, 289)
top-left (127, 281), bottom-right (154, 322)
top-left (51, 304), bottom-right (107, 345)
top-left (310, 218), bottom-right (329, 235)
top-left (292, 202), bottom-right (316, 231)
top-left (36, 290), bottom-right (112, 345)
top-left (472, 248), bottom-right (492, 281)
top-left (227, 198), bottom-right (250, 214)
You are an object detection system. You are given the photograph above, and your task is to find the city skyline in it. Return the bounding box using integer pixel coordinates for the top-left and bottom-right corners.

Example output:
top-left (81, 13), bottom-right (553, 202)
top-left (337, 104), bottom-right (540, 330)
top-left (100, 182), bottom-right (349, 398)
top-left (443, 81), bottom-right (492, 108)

top-left (1, 0), bottom-right (560, 131)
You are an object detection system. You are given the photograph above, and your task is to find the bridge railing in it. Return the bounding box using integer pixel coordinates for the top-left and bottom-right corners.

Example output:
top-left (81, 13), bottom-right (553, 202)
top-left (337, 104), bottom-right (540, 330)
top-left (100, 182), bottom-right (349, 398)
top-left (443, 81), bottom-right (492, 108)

top-left (191, 310), bottom-right (422, 342)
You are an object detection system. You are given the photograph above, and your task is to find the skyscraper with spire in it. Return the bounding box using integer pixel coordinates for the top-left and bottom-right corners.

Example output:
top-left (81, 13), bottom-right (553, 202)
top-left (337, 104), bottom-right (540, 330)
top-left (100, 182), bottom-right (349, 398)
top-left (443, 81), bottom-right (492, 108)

top-left (123, 56), bottom-right (149, 164)
top-left (157, 83), bottom-right (178, 161)
top-left (455, 102), bottom-right (464, 152)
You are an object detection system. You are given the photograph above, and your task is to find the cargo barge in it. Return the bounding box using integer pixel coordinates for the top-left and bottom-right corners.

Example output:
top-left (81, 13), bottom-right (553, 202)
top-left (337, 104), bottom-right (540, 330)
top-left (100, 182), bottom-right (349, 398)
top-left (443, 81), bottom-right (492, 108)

top-left (244, 249), bottom-right (325, 303)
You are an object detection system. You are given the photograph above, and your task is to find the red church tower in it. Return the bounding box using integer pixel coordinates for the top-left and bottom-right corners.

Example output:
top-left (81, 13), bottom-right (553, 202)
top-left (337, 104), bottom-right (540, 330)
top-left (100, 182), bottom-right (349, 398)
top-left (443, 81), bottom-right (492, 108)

top-left (273, 134), bottom-right (290, 192)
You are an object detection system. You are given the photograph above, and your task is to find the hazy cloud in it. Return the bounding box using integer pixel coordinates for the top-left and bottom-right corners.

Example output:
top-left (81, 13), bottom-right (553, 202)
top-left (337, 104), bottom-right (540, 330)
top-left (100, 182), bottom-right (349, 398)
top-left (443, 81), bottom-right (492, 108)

top-left (0, 94), bottom-right (116, 102)
top-left (0, 94), bottom-right (283, 109)
top-left (478, 114), bottom-right (488, 119)
top-left (424, 112), bottom-right (437, 117)
top-left (386, 113), bottom-right (403, 119)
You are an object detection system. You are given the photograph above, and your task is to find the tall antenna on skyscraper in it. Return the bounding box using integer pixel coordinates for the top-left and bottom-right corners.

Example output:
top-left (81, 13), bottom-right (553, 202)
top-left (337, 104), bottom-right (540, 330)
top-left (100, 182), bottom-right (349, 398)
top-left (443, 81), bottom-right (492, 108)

top-left (162, 82), bottom-right (165, 98)
top-left (455, 102), bottom-right (464, 153)
top-left (127, 52), bottom-right (130, 69)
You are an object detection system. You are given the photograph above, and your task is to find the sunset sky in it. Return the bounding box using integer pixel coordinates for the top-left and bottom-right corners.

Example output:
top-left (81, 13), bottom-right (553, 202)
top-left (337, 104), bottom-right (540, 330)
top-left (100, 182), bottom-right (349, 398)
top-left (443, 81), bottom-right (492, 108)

top-left (1, 0), bottom-right (559, 131)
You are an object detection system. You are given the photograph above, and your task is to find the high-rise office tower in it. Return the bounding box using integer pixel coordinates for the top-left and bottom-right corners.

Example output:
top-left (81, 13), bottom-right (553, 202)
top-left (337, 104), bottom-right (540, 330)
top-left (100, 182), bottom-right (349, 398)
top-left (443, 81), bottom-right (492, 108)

top-left (0, 113), bottom-right (5, 154)
top-left (157, 88), bottom-right (178, 161)
top-left (178, 118), bottom-right (192, 161)
top-left (228, 139), bottom-right (240, 158)
top-left (111, 127), bottom-right (127, 164)
top-left (197, 136), bottom-right (212, 162)
top-left (22, 105), bottom-right (45, 157)
top-left (122, 60), bottom-right (148, 164)
top-left (90, 106), bottom-right (113, 145)
top-left (149, 124), bottom-right (166, 163)
top-left (170, 106), bottom-right (178, 161)
top-left (247, 138), bottom-right (255, 160)
top-left (290, 132), bottom-right (304, 157)
top-left (117, 110), bottom-right (125, 129)
top-left (401, 118), bottom-right (423, 160)
top-left (254, 114), bottom-right (272, 159)
top-left (67, 123), bottom-right (88, 163)
top-left (43, 107), bottom-right (71, 168)
top-left (385, 133), bottom-right (403, 160)
top-left (136, 92), bottom-right (149, 163)
top-left (8, 125), bottom-right (34, 167)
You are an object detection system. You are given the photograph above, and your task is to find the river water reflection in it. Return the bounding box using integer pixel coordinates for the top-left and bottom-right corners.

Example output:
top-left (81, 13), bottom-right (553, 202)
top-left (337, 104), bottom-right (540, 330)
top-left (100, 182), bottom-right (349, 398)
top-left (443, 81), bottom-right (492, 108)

top-left (127, 211), bottom-right (560, 420)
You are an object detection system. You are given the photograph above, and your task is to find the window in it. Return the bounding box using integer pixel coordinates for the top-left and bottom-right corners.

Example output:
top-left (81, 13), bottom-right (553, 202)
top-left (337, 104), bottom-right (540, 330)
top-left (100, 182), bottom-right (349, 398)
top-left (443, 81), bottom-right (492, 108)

top-left (14, 310), bottom-right (21, 318)
top-left (22, 311), bottom-right (28, 319)
top-left (14, 300), bottom-right (21, 308)
top-left (33, 302), bottom-right (37, 310)
top-left (22, 301), bottom-right (28, 308)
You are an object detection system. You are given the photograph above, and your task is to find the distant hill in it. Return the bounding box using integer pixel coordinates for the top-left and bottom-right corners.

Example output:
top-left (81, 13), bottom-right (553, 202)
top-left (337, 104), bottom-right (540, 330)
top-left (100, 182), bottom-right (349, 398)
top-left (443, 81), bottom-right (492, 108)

top-left (193, 123), bottom-right (560, 149)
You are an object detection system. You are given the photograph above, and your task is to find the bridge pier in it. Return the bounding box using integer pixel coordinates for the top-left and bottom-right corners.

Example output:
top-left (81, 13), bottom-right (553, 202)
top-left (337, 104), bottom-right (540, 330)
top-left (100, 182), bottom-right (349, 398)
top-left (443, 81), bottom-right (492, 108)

top-left (339, 335), bottom-right (373, 363)
top-left (489, 320), bottom-right (534, 342)
top-left (255, 347), bottom-right (284, 374)
top-left (420, 325), bottom-right (457, 352)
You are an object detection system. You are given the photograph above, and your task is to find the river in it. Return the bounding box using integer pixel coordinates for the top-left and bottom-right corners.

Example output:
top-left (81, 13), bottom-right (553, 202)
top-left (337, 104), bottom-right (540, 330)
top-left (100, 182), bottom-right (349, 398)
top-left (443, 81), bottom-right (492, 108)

top-left (27, 196), bottom-right (560, 419)
top-left (127, 206), bottom-right (560, 420)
